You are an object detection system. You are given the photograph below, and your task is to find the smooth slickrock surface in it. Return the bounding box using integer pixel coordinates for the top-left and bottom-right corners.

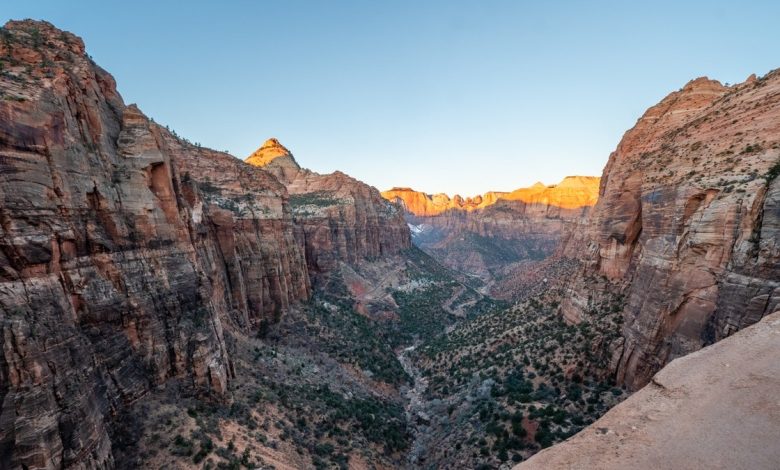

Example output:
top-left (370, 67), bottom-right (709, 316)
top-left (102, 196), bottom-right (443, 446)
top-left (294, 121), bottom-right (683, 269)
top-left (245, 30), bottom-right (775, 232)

top-left (561, 72), bottom-right (780, 389)
top-left (516, 310), bottom-right (780, 470)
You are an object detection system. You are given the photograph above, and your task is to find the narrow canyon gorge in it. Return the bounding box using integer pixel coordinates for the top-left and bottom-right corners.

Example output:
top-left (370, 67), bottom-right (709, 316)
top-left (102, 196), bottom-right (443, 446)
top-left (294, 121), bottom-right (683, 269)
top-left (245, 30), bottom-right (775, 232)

top-left (0, 19), bottom-right (778, 470)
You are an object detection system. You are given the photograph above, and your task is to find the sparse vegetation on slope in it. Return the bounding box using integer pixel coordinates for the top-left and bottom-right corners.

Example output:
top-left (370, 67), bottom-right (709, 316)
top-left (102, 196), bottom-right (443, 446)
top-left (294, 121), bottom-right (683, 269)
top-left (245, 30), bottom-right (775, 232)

top-left (405, 286), bottom-right (627, 467)
top-left (296, 273), bottom-right (410, 385)
top-left (289, 191), bottom-right (342, 208)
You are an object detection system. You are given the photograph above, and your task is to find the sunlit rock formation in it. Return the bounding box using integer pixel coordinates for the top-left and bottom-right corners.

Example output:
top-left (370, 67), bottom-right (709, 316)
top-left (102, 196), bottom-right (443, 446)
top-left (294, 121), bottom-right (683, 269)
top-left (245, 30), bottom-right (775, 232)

top-left (381, 177), bottom-right (600, 296)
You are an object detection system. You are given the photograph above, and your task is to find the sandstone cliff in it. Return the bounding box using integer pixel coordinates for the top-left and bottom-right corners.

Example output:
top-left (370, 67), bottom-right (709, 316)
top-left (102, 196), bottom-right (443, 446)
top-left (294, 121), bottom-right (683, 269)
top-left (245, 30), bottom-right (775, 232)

top-left (516, 310), bottom-right (780, 470)
top-left (381, 187), bottom-right (508, 217)
top-left (382, 177), bottom-right (599, 295)
top-left (246, 139), bottom-right (411, 274)
top-left (382, 176), bottom-right (599, 217)
top-left (561, 73), bottom-right (780, 389)
top-left (0, 20), bottom-right (410, 469)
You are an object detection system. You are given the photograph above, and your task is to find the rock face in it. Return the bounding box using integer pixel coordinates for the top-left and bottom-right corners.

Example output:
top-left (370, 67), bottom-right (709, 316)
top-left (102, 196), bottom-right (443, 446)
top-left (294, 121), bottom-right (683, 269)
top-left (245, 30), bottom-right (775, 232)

top-left (382, 177), bottom-right (599, 295)
top-left (516, 310), bottom-right (780, 470)
top-left (381, 187), bottom-right (508, 217)
top-left (382, 176), bottom-right (599, 217)
top-left (244, 138), bottom-right (300, 183)
top-left (561, 73), bottom-right (780, 389)
top-left (245, 140), bottom-right (411, 274)
top-left (0, 20), bottom-right (409, 470)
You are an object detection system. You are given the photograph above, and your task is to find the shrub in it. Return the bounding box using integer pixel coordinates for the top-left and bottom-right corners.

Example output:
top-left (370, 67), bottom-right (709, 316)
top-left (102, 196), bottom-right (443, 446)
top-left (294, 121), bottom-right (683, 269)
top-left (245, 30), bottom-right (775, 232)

top-left (289, 191), bottom-right (339, 208)
top-left (766, 158), bottom-right (780, 183)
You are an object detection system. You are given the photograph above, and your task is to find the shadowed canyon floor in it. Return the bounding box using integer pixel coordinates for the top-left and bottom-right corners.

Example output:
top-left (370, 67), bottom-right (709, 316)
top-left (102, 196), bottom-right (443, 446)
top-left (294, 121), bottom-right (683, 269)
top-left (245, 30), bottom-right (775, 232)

top-left (1, 19), bottom-right (779, 470)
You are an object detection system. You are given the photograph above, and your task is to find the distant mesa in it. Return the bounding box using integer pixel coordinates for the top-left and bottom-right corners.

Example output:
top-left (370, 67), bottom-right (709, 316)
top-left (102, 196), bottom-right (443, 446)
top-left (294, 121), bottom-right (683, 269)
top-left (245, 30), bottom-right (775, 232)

top-left (381, 175), bottom-right (600, 216)
top-left (554, 175), bottom-right (600, 188)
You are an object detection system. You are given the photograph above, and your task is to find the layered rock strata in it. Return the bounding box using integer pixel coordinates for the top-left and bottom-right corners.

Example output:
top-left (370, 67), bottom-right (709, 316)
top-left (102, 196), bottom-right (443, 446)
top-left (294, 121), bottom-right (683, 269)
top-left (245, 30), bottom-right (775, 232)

top-left (0, 20), bottom-right (409, 469)
top-left (381, 177), bottom-right (599, 290)
top-left (246, 139), bottom-right (411, 274)
top-left (561, 73), bottom-right (780, 389)
top-left (382, 176), bottom-right (599, 218)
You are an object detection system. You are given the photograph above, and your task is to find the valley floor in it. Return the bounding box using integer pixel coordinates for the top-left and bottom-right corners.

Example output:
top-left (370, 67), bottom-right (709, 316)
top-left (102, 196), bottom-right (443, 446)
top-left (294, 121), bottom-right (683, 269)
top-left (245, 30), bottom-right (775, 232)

top-left (109, 251), bottom-right (630, 469)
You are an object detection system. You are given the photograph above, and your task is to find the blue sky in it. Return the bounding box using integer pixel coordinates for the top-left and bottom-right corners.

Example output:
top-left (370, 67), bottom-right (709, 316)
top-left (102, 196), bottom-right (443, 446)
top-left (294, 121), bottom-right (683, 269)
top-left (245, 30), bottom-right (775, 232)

top-left (4, 1), bottom-right (780, 195)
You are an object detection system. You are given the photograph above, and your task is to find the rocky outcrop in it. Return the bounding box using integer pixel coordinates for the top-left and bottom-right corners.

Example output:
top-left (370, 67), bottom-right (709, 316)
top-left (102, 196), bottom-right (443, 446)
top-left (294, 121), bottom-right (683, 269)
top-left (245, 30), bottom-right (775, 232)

top-left (561, 73), bottom-right (780, 389)
top-left (0, 20), bottom-right (316, 469)
top-left (245, 138), bottom-right (300, 184)
top-left (516, 310), bottom-right (780, 470)
top-left (246, 140), bottom-right (411, 274)
top-left (381, 177), bottom-right (599, 294)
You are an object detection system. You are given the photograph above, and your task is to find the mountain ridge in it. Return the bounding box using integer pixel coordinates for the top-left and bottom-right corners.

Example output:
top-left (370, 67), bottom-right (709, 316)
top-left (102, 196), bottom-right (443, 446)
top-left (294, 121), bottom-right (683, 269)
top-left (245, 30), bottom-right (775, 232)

top-left (381, 176), bottom-right (600, 298)
top-left (245, 137), bottom-right (411, 273)
top-left (382, 175), bottom-right (600, 216)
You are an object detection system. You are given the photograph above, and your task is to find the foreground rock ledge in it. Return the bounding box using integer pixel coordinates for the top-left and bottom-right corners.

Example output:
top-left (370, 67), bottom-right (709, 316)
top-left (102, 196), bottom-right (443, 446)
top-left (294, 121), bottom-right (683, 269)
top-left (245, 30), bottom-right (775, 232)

top-left (516, 310), bottom-right (780, 470)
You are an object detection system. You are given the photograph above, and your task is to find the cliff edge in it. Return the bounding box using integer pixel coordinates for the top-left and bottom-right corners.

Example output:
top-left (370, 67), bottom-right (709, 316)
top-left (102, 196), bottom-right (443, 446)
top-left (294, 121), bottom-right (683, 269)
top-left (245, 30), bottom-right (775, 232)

top-left (516, 310), bottom-right (780, 469)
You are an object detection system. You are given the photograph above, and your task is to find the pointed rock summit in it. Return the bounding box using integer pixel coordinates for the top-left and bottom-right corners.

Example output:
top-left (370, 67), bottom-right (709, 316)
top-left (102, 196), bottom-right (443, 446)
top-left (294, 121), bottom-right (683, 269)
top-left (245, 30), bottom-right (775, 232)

top-left (245, 138), bottom-right (300, 182)
top-left (246, 138), bottom-right (297, 167)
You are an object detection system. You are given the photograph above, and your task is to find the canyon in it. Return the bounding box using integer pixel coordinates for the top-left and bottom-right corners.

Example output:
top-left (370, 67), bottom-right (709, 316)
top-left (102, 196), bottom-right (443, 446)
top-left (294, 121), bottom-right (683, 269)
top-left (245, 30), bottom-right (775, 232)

top-left (381, 176), bottom-right (599, 298)
top-left (1, 18), bottom-right (779, 470)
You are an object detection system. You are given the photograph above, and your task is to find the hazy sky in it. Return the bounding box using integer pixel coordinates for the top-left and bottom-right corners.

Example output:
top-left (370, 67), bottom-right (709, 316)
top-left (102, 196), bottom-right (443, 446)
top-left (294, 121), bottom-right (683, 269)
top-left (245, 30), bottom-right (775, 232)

top-left (5, 1), bottom-right (780, 195)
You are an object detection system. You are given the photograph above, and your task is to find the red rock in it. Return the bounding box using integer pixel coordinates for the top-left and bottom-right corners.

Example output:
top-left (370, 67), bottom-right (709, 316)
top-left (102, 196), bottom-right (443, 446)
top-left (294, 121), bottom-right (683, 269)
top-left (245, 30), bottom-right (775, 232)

top-left (0, 22), bottom-right (412, 470)
top-left (245, 141), bottom-right (411, 274)
top-left (381, 178), bottom-right (599, 295)
top-left (562, 71), bottom-right (780, 389)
